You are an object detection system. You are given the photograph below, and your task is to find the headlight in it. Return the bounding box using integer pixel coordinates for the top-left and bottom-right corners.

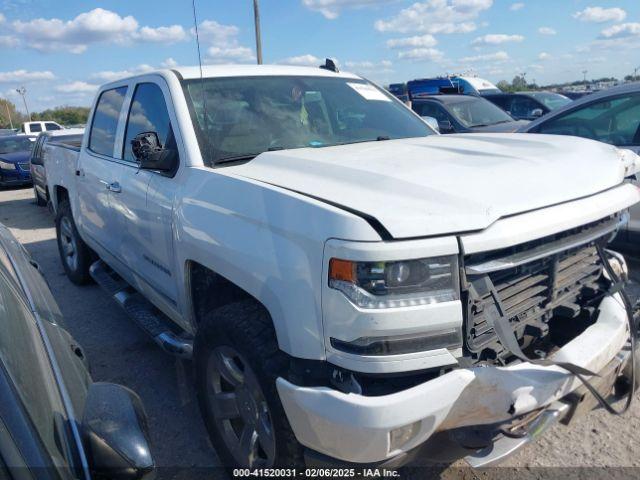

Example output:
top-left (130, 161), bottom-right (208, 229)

top-left (0, 160), bottom-right (14, 170)
top-left (329, 255), bottom-right (459, 309)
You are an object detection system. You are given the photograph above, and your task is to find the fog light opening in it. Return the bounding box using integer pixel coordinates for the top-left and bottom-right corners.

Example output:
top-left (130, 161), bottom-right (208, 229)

top-left (389, 421), bottom-right (421, 452)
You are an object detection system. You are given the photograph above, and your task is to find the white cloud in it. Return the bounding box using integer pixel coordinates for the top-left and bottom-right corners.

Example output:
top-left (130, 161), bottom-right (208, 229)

top-left (55, 81), bottom-right (99, 93)
top-left (374, 0), bottom-right (493, 34)
top-left (386, 34), bottom-right (437, 49)
top-left (278, 54), bottom-right (322, 66)
top-left (460, 50), bottom-right (509, 63)
top-left (302, 0), bottom-right (392, 19)
top-left (471, 33), bottom-right (524, 46)
top-left (509, 3), bottom-right (524, 11)
top-left (9, 8), bottom-right (187, 54)
top-left (0, 35), bottom-right (18, 47)
top-left (538, 52), bottom-right (551, 60)
top-left (344, 60), bottom-right (393, 73)
top-left (538, 26), bottom-right (556, 35)
top-left (398, 47), bottom-right (444, 61)
top-left (194, 20), bottom-right (255, 63)
top-left (600, 22), bottom-right (640, 39)
top-left (206, 45), bottom-right (254, 63)
top-left (573, 7), bottom-right (626, 23)
top-left (161, 57), bottom-right (179, 68)
top-left (0, 70), bottom-right (55, 83)
top-left (90, 64), bottom-right (156, 83)
top-left (134, 25), bottom-right (186, 43)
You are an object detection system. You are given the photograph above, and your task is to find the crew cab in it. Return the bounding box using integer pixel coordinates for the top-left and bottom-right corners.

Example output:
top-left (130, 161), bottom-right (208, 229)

top-left (46, 64), bottom-right (640, 469)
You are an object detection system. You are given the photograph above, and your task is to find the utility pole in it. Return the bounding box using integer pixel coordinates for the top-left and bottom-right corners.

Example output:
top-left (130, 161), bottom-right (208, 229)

top-left (16, 86), bottom-right (31, 121)
top-left (253, 0), bottom-right (263, 64)
top-left (4, 103), bottom-right (13, 129)
top-left (582, 70), bottom-right (588, 84)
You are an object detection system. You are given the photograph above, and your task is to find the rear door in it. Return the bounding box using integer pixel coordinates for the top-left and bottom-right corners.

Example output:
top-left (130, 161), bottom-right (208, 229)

top-left (110, 79), bottom-right (182, 318)
top-left (76, 86), bottom-right (127, 256)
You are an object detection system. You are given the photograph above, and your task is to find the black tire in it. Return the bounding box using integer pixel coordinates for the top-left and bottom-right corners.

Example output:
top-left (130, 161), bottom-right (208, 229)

top-left (195, 300), bottom-right (304, 469)
top-left (55, 199), bottom-right (93, 285)
top-left (34, 185), bottom-right (47, 206)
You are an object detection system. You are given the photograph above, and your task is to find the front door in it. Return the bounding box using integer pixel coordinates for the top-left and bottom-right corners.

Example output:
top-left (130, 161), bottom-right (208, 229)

top-left (76, 86), bottom-right (127, 255)
top-left (111, 80), bottom-right (181, 315)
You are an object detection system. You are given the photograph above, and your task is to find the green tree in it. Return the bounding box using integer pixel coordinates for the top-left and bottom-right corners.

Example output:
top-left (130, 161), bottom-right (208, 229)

top-left (32, 106), bottom-right (90, 126)
top-left (0, 98), bottom-right (28, 129)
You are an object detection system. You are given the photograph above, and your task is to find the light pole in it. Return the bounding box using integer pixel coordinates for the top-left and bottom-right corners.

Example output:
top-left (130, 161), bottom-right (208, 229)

top-left (253, 0), bottom-right (263, 65)
top-left (16, 86), bottom-right (31, 121)
top-left (582, 70), bottom-right (588, 84)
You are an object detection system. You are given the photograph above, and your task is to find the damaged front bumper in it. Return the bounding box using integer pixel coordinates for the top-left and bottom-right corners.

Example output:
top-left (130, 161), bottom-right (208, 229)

top-left (276, 293), bottom-right (632, 466)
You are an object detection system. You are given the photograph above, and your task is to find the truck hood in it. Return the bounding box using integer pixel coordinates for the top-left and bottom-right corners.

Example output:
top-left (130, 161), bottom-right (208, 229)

top-left (230, 133), bottom-right (628, 239)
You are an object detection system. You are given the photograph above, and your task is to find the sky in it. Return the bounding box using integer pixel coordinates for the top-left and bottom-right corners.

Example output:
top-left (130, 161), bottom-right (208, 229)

top-left (0, 0), bottom-right (639, 112)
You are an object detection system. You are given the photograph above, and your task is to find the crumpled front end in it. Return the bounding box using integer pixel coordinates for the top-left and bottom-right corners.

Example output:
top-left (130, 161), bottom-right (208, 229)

top-left (276, 184), bottom-right (640, 466)
top-left (277, 292), bottom-right (631, 465)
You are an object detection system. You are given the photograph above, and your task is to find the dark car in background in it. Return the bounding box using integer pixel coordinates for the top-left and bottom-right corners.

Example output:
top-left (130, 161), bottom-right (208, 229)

top-left (519, 82), bottom-right (640, 249)
top-left (483, 91), bottom-right (571, 121)
top-left (0, 223), bottom-right (155, 480)
top-left (412, 95), bottom-right (528, 133)
top-left (0, 135), bottom-right (34, 188)
top-left (31, 129), bottom-right (84, 206)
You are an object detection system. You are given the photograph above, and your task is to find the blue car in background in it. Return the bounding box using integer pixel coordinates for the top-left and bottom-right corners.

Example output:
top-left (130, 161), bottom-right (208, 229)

top-left (0, 135), bottom-right (34, 188)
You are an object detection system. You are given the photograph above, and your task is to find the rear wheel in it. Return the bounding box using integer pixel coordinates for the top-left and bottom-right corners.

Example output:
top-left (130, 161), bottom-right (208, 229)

top-left (195, 300), bottom-right (304, 469)
top-left (55, 199), bottom-right (93, 284)
top-left (34, 185), bottom-right (47, 206)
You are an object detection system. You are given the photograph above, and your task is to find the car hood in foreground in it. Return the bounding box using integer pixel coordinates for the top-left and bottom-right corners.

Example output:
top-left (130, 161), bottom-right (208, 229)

top-left (230, 133), bottom-right (628, 239)
top-left (468, 120), bottom-right (530, 133)
top-left (0, 151), bottom-right (31, 164)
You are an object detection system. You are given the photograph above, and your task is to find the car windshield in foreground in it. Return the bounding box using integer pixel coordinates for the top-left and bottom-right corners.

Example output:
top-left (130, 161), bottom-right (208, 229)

top-left (448, 98), bottom-right (514, 128)
top-left (525, 92), bottom-right (571, 110)
top-left (182, 75), bottom-right (434, 166)
top-left (0, 137), bottom-right (33, 154)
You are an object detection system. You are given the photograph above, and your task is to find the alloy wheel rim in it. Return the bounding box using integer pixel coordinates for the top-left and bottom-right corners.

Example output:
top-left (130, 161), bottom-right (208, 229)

top-left (59, 217), bottom-right (78, 271)
top-left (207, 345), bottom-right (276, 468)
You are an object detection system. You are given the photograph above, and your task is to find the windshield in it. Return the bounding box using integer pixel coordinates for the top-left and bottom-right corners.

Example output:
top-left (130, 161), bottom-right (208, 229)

top-left (0, 137), bottom-right (33, 154)
top-left (448, 98), bottom-right (514, 127)
top-left (525, 92), bottom-right (571, 110)
top-left (182, 75), bottom-right (434, 165)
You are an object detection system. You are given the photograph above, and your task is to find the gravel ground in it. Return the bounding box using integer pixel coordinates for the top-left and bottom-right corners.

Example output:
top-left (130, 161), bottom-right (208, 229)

top-left (1, 185), bottom-right (639, 479)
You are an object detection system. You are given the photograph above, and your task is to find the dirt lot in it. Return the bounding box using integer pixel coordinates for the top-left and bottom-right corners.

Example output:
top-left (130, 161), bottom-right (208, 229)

top-left (1, 185), bottom-right (639, 479)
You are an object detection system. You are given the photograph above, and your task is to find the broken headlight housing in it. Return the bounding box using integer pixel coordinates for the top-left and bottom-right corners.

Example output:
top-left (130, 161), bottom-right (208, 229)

top-left (329, 255), bottom-right (459, 309)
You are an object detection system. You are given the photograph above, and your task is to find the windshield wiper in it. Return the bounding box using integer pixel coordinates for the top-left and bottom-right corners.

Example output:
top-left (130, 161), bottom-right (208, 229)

top-left (215, 146), bottom-right (286, 165)
top-left (215, 153), bottom-right (261, 165)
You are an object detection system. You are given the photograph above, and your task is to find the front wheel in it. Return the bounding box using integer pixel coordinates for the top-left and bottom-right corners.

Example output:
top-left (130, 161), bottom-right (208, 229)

top-left (55, 199), bottom-right (93, 285)
top-left (195, 300), bottom-right (304, 469)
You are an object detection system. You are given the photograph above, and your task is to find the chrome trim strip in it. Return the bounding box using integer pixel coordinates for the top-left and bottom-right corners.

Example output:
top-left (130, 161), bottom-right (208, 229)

top-left (466, 213), bottom-right (628, 275)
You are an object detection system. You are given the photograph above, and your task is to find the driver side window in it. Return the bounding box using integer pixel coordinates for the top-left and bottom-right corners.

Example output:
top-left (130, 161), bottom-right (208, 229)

top-left (123, 82), bottom-right (177, 163)
top-left (536, 94), bottom-right (640, 146)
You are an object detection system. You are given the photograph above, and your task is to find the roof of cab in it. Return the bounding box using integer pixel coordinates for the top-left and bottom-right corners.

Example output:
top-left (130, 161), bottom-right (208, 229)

top-left (174, 64), bottom-right (361, 80)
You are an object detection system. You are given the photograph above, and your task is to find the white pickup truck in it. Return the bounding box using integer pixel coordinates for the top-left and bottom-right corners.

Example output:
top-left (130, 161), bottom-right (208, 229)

top-left (47, 63), bottom-right (640, 470)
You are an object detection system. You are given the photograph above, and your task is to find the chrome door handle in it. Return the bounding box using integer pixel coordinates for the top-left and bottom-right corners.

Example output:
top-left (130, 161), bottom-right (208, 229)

top-left (99, 180), bottom-right (121, 193)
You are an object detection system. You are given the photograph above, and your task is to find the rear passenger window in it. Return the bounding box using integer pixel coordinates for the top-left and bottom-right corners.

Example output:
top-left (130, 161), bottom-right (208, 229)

top-left (30, 123), bottom-right (42, 133)
top-left (44, 123), bottom-right (61, 131)
top-left (89, 87), bottom-right (127, 157)
top-left (123, 83), bottom-right (175, 162)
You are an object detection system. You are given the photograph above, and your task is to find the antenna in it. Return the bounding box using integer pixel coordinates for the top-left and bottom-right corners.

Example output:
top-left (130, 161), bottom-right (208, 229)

top-left (191, 0), bottom-right (209, 162)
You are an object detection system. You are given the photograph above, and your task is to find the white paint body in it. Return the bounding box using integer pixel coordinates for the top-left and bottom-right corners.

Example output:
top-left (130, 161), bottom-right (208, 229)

top-left (45, 65), bottom-right (640, 464)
